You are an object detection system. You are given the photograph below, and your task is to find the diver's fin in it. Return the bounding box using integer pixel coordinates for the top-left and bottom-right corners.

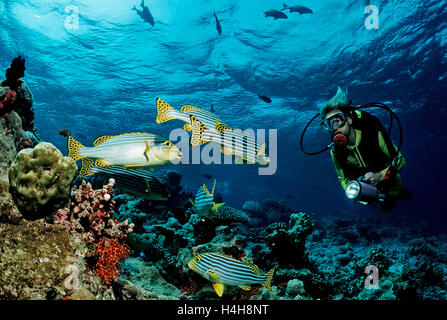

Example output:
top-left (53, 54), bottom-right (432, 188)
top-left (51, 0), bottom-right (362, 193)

top-left (93, 135), bottom-right (114, 146)
top-left (239, 285), bottom-right (251, 291)
top-left (212, 282), bottom-right (224, 297)
top-left (95, 159), bottom-right (113, 168)
top-left (212, 202), bottom-right (225, 212)
top-left (79, 158), bottom-right (95, 177)
top-left (263, 268), bottom-right (275, 291)
top-left (257, 143), bottom-right (266, 156)
top-left (156, 98), bottom-right (175, 123)
top-left (180, 104), bottom-right (200, 112)
top-left (190, 115), bottom-right (210, 146)
top-left (67, 136), bottom-right (85, 161)
top-left (183, 123), bottom-right (192, 131)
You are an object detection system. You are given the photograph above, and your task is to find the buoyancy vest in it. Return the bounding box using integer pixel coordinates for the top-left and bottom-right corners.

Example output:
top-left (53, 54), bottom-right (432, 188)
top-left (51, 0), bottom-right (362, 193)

top-left (333, 110), bottom-right (397, 181)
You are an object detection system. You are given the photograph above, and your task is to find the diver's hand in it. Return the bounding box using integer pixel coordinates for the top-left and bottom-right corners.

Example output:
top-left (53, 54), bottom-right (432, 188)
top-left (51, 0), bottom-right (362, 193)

top-left (363, 172), bottom-right (385, 185)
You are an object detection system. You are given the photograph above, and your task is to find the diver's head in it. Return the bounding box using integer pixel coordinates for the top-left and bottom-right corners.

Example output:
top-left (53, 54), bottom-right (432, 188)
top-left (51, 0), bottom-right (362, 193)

top-left (320, 86), bottom-right (350, 119)
top-left (320, 109), bottom-right (353, 137)
top-left (320, 86), bottom-right (353, 139)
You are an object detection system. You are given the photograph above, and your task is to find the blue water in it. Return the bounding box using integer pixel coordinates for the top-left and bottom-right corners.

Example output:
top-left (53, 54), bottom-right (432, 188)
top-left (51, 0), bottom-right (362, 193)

top-left (1, 0), bottom-right (446, 231)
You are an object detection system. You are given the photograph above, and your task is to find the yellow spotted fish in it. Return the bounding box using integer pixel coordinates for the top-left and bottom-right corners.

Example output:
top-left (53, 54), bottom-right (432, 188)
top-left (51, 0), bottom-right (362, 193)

top-left (189, 115), bottom-right (269, 165)
top-left (188, 252), bottom-right (275, 297)
top-left (156, 98), bottom-right (225, 133)
top-left (67, 133), bottom-right (182, 176)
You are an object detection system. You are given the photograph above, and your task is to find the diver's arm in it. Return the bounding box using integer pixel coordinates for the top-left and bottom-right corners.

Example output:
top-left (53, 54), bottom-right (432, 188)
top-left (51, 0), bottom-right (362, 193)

top-left (377, 131), bottom-right (406, 175)
top-left (363, 131), bottom-right (406, 185)
top-left (330, 150), bottom-right (349, 190)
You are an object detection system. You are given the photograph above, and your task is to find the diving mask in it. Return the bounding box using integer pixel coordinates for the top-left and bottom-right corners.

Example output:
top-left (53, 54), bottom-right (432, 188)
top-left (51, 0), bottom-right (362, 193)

top-left (320, 112), bottom-right (347, 132)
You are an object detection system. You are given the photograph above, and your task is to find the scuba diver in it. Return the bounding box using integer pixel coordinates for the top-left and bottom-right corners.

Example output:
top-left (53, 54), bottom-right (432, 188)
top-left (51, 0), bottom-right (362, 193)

top-left (300, 87), bottom-right (411, 211)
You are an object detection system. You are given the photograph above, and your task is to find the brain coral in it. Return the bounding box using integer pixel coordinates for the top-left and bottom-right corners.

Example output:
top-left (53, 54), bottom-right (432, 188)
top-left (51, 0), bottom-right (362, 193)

top-left (8, 142), bottom-right (77, 220)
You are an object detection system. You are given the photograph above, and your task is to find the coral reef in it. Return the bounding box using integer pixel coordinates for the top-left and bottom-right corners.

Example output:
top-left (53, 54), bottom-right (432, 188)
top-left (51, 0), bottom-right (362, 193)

top-left (0, 219), bottom-right (91, 299)
top-left (8, 142), bottom-right (77, 220)
top-left (55, 179), bottom-right (134, 243)
top-left (0, 112), bottom-right (32, 224)
top-left (258, 212), bottom-right (314, 268)
top-left (1, 110), bottom-right (446, 300)
top-left (0, 111), bottom-right (26, 175)
top-left (1, 56), bottom-right (34, 131)
top-left (95, 237), bottom-right (131, 285)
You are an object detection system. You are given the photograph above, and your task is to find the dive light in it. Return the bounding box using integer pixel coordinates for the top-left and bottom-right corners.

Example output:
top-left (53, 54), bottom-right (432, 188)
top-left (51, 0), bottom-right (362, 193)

top-left (345, 179), bottom-right (384, 204)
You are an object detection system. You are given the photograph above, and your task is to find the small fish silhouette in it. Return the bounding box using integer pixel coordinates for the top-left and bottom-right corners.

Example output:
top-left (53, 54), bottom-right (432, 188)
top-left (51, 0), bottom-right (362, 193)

top-left (133, 0), bottom-right (155, 26)
top-left (264, 9), bottom-right (288, 20)
top-left (213, 10), bottom-right (222, 35)
top-left (281, 4), bottom-right (313, 15)
top-left (258, 94), bottom-right (272, 103)
top-left (59, 129), bottom-right (71, 137)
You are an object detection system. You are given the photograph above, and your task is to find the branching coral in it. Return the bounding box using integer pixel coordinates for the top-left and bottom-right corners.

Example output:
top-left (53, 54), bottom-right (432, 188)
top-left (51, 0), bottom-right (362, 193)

top-left (55, 179), bottom-right (134, 244)
top-left (53, 179), bottom-right (135, 286)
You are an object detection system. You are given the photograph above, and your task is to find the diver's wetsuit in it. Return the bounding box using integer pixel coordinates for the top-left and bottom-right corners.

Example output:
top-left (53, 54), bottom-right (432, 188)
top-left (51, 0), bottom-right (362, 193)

top-left (330, 110), bottom-right (408, 208)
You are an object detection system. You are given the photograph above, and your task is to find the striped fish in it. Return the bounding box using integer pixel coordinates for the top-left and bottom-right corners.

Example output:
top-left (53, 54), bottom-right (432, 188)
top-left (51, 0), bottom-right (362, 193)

top-left (156, 98), bottom-right (225, 132)
top-left (188, 252), bottom-right (275, 297)
top-left (86, 164), bottom-right (170, 200)
top-left (189, 115), bottom-right (270, 165)
top-left (67, 133), bottom-right (182, 175)
top-left (189, 180), bottom-right (224, 220)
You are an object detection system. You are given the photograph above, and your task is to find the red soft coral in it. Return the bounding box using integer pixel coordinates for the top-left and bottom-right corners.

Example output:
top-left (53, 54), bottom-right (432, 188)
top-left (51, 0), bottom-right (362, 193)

top-left (95, 236), bottom-right (131, 285)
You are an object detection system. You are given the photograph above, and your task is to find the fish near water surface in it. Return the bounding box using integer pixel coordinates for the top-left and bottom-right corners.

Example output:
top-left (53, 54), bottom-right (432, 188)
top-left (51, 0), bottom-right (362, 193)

top-left (133, 0), bottom-right (155, 26)
top-left (281, 3), bottom-right (313, 14)
top-left (258, 94), bottom-right (272, 103)
top-left (263, 9), bottom-right (288, 20)
top-left (213, 10), bottom-right (222, 35)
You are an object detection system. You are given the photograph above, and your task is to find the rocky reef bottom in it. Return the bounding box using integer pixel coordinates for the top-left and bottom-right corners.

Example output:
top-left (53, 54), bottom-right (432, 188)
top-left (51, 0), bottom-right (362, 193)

top-left (116, 202), bottom-right (447, 300)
